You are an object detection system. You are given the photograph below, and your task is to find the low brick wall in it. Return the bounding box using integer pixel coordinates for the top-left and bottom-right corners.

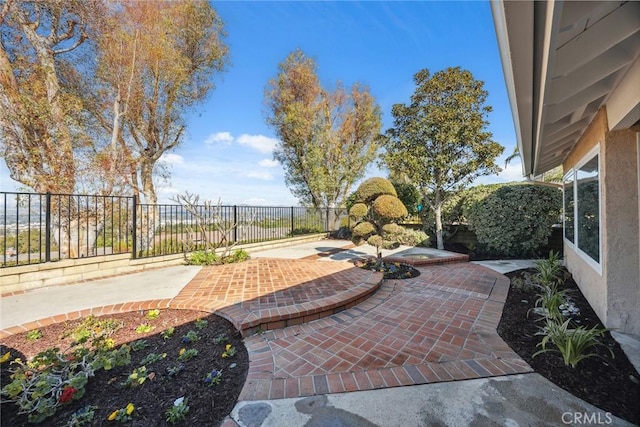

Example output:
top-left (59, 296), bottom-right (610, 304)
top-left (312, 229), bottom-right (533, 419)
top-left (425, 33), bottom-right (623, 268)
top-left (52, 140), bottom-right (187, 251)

top-left (0, 233), bottom-right (327, 295)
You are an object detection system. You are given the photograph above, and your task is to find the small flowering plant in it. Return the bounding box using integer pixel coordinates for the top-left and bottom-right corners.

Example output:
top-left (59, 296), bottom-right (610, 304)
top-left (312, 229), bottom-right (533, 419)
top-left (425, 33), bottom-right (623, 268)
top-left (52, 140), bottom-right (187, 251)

top-left (135, 323), bottom-right (154, 334)
top-left (181, 330), bottom-right (200, 344)
top-left (165, 397), bottom-right (189, 424)
top-left (221, 344), bottom-right (236, 358)
top-left (107, 403), bottom-right (135, 422)
top-left (177, 348), bottom-right (198, 362)
top-left (195, 318), bottom-right (208, 330)
top-left (66, 405), bottom-right (97, 426)
top-left (203, 369), bottom-right (223, 386)
top-left (123, 366), bottom-right (151, 387)
top-left (145, 309), bottom-right (161, 320)
top-left (58, 386), bottom-right (77, 404)
top-left (162, 327), bottom-right (175, 340)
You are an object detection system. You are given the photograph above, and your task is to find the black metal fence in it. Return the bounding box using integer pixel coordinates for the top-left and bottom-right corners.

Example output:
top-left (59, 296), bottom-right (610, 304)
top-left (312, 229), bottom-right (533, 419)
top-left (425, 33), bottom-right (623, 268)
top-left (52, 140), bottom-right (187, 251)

top-left (1, 191), bottom-right (342, 268)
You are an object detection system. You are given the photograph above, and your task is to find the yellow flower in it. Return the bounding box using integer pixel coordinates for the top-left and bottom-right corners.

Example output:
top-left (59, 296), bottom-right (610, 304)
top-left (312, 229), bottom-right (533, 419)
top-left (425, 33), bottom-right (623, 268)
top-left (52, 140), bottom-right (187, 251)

top-left (0, 351), bottom-right (11, 364)
top-left (108, 410), bottom-right (118, 421)
top-left (225, 344), bottom-right (231, 351)
top-left (222, 352), bottom-right (228, 358)
top-left (126, 403), bottom-right (135, 415)
top-left (179, 348), bottom-right (185, 355)
top-left (105, 338), bottom-right (115, 349)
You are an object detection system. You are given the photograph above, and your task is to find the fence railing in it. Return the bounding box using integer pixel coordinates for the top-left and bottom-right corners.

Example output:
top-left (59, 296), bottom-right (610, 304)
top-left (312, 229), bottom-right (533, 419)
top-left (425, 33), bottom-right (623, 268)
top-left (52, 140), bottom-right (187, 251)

top-left (1, 191), bottom-right (344, 268)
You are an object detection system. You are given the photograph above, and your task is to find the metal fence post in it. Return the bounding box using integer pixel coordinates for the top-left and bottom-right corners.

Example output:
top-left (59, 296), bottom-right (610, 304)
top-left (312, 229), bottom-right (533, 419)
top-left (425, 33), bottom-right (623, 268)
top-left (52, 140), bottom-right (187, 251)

top-left (233, 205), bottom-right (238, 243)
top-left (45, 192), bottom-right (51, 262)
top-left (290, 206), bottom-right (295, 235)
top-left (132, 195), bottom-right (137, 259)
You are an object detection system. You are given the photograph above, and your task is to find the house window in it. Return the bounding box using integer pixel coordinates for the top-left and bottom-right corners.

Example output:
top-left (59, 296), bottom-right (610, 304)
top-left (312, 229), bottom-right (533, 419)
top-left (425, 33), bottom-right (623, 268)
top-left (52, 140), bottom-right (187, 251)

top-left (576, 155), bottom-right (600, 262)
top-left (563, 173), bottom-right (574, 243)
top-left (564, 148), bottom-right (600, 267)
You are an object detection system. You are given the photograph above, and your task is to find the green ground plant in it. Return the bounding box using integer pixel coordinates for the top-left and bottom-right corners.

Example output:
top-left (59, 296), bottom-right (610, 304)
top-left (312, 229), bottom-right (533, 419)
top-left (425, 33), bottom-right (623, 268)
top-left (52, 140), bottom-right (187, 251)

top-left (165, 397), bottom-right (189, 424)
top-left (534, 319), bottom-right (613, 368)
top-left (25, 329), bottom-right (42, 341)
top-left (530, 284), bottom-right (570, 322)
top-left (535, 250), bottom-right (564, 287)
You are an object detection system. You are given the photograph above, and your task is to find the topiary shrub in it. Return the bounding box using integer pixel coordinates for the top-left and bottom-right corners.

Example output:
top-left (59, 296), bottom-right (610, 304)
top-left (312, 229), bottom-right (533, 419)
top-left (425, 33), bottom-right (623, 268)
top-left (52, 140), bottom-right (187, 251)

top-left (465, 184), bottom-right (562, 257)
top-left (350, 177), bottom-right (411, 262)
top-left (373, 195), bottom-right (408, 219)
top-left (349, 203), bottom-right (369, 221)
top-left (355, 177), bottom-right (398, 203)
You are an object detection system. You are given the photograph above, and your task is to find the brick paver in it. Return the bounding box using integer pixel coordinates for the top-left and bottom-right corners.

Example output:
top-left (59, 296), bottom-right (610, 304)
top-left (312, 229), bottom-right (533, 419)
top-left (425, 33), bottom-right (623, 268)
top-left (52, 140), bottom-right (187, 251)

top-left (170, 258), bottom-right (384, 335)
top-left (238, 262), bottom-right (532, 400)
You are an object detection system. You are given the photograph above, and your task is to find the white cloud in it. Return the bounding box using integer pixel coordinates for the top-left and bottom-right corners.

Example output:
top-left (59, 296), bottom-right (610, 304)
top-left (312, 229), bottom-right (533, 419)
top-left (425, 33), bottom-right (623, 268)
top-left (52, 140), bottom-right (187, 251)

top-left (237, 134), bottom-right (279, 154)
top-left (157, 186), bottom-right (180, 194)
top-left (497, 161), bottom-right (526, 182)
top-left (246, 170), bottom-right (274, 180)
top-left (242, 197), bottom-right (269, 205)
top-left (160, 153), bottom-right (184, 165)
top-left (258, 159), bottom-right (279, 168)
top-left (204, 131), bottom-right (234, 145)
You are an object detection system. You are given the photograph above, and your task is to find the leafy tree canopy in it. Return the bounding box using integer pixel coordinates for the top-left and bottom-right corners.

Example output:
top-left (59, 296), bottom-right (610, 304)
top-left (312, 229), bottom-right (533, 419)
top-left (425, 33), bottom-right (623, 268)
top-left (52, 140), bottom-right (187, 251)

top-left (264, 49), bottom-right (382, 218)
top-left (381, 66), bottom-right (504, 249)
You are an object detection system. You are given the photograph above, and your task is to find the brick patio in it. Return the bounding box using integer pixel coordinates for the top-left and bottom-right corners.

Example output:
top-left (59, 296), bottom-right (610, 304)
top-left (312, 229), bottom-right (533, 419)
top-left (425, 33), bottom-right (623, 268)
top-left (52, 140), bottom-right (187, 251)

top-left (236, 262), bottom-right (532, 400)
top-left (170, 258), bottom-right (384, 335)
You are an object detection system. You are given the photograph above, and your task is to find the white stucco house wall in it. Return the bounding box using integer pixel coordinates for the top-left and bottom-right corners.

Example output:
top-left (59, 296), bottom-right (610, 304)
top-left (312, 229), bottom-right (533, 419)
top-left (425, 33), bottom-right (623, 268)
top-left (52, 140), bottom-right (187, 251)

top-left (490, 0), bottom-right (640, 334)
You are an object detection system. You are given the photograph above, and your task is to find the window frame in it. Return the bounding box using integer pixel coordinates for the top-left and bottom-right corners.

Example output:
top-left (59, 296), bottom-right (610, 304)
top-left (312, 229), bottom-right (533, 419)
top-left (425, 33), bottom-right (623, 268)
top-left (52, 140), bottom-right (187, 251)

top-left (562, 145), bottom-right (602, 275)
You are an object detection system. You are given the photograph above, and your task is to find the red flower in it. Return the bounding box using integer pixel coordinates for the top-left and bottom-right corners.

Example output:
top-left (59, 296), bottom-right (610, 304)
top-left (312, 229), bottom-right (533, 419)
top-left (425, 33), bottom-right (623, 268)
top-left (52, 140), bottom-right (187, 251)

top-left (59, 386), bottom-right (77, 403)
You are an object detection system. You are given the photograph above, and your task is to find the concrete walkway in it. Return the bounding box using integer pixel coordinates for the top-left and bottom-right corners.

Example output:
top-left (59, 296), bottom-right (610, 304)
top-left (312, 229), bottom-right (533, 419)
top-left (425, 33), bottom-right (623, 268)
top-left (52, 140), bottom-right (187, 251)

top-left (0, 240), bottom-right (637, 427)
top-left (0, 266), bottom-right (201, 333)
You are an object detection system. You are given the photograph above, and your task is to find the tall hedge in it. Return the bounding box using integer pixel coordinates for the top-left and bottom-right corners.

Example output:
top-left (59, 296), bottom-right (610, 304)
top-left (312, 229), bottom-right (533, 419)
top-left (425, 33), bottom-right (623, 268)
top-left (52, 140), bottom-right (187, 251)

top-left (465, 184), bottom-right (562, 257)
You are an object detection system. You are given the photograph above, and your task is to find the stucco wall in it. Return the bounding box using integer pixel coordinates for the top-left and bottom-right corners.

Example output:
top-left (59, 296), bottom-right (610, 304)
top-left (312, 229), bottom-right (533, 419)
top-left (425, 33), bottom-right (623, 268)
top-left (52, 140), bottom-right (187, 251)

top-left (563, 109), bottom-right (608, 326)
top-left (604, 128), bottom-right (640, 334)
top-left (563, 108), bottom-right (640, 334)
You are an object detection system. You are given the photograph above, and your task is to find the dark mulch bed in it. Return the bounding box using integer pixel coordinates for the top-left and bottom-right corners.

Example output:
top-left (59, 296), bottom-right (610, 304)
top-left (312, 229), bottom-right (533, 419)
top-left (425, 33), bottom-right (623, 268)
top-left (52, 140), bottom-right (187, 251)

top-left (0, 310), bottom-right (248, 426)
top-left (353, 258), bottom-right (420, 279)
top-left (498, 269), bottom-right (640, 425)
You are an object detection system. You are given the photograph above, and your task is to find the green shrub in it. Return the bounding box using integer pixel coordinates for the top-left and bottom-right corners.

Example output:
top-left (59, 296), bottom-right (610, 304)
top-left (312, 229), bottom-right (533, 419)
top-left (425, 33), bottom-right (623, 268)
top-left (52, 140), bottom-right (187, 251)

top-left (355, 177), bottom-right (397, 203)
top-left (372, 195), bottom-right (408, 219)
top-left (186, 250), bottom-right (219, 265)
top-left (221, 249), bottom-right (250, 264)
top-left (382, 224), bottom-right (430, 247)
top-left (349, 203), bottom-right (369, 220)
top-left (465, 184), bottom-right (561, 257)
top-left (392, 181), bottom-right (421, 216)
top-left (286, 226), bottom-right (324, 237)
top-left (352, 221), bottom-right (376, 245)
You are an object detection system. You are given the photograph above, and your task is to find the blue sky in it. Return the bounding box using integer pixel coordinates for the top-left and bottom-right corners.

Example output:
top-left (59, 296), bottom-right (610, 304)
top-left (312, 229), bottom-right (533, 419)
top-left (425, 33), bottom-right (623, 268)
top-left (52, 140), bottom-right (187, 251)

top-left (0, 1), bottom-right (524, 205)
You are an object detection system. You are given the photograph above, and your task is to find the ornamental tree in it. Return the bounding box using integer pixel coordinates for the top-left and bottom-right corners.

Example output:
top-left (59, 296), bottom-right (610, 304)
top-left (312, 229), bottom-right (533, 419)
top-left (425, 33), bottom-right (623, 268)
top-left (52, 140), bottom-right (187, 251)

top-left (264, 49), bottom-right (382, 228)
top-left (349, 177), bottom-right (408, 262)
top-left (381, 67), bottom-right (504, 250)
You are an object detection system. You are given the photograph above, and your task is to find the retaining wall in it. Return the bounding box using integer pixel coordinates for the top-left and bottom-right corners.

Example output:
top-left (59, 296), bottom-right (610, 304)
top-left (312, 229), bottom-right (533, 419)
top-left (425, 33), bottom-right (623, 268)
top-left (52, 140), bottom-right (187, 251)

top-left (0, 233), bottom-right (327, 295)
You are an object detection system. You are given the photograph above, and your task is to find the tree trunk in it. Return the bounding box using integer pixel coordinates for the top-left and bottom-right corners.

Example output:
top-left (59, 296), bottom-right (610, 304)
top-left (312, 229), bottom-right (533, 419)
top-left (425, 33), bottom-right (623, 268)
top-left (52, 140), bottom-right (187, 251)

top-left (136, 158), bottom-right (158, 252)
top-left (434, 188), bottom-right (444, 250)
